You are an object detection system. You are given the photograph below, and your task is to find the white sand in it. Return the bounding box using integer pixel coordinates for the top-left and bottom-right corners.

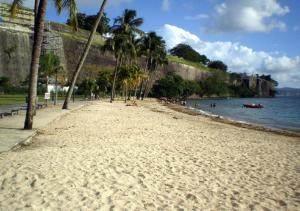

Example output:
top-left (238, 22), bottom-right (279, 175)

top-left (0, 101), bottom-right (299, 210)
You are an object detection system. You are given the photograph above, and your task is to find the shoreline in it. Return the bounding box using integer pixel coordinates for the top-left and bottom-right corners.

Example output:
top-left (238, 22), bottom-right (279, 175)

top-left (164, 101), bottom-right (300, 138)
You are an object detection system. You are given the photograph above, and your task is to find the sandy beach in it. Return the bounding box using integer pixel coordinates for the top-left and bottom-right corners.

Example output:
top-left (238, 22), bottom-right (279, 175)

top-left (0, 100), bottom-right (299, 210)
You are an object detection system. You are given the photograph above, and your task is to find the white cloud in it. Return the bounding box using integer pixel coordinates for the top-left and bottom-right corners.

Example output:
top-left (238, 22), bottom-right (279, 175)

top-left (184, 14), bottom-right (208, 21)
top-left (158, 24), bottom-right (300, 88)
top-left (206, 0), bottom-right (289, 33)
top-left (162, 0), bottom-right (170, 11)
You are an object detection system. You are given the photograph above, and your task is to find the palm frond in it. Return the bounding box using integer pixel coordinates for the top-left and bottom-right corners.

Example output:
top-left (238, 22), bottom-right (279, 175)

top-left (10, 0), bottom-right (24, 18)
top-left (53, 0), bottom-right (78, 31)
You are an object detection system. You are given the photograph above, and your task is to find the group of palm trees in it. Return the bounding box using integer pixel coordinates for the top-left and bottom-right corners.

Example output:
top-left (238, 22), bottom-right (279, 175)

top-left (10, 0), bottom-right (167, 130)
top-left (102, 9), bottom-right (167, 102)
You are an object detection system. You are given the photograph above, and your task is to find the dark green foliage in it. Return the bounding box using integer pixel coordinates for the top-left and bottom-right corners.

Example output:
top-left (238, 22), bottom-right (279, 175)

top-left (208, 60), bottom-right (228, 72)
top-left (151, 72), bottom-right (200, 99)
top-left (77, 78), bottom-right (97, 97)
top-left (200, 70), bottom-right (229, 96)
top-left (182, 80), bottom-right (202, 98)
top-left (39, 52), bottom-right (62, 78)
top-left (97, 70), bottom-right (112, 93)
top-left (260, 74), bottom-right (278, 86)
top-left (230, 84), bottom-right (256, 98)
top-left (169, 43), bottom-right (210, 65)
top-left (67, 12), bottom-right (110, 34)
top-left (0, 76), bottom-right (27, 94)
top-left (0, 77), bottom-right (10, 88)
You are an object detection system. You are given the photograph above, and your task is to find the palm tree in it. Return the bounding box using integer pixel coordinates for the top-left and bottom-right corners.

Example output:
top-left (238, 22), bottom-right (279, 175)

top-left (102, 33), bottom-right (137, 102)
top-left (62, 0), bottom-right (108, 109)
top-left (10, 0), bottom-right (78, 129)
top-left (39, 52), bottom-right (60, 93)
top-left (11, 0), bottom-right (48, 129)
top-left (112, 9), bottom-right (144, 36)
top-left (137, 32), bottom-right (167, 99)
top-left (39, 52), bottom-right (64, 105)
top-left (102, 9), bottom-right (143, 102)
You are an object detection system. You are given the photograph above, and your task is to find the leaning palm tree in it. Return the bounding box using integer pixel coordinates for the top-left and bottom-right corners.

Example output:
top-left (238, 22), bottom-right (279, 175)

top-left (10, 0), bottom-right (78, 129)
top-left (62, 0), bottom-right (108, 109)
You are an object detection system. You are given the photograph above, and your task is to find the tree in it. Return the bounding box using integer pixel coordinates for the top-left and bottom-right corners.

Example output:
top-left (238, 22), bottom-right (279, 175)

top-left (260, 74), bottom-right (278, 86)
top-left (78, 78), bottom-right (97, 99)
top-left (11, 0), bottom-right (48, 129)
top-left (112, 9), bottom-right (144, 36)
top-left (62, 0), bottom-right (108, 109)
top-left (169, 43), bottom-right (210, 65)
top-left (10, 0), bottom-right (78, 129)
top-left (151, 72), bottom-right (201, 100)
top-left (208, 60), bottom-right (228, 72)
top-left (102, 9), bottom-right (144, 103)
top-left (67, 12), bottom-right (110, 34)
top-left (151, 72), bottom-right (184, 99)
top-left (96, 69), bottom-right (112, 94)
top-left (137, 32), bottom-right (167, 99)
top-left (201, 70), bottom-right (229, 96)
top-left (102, 33), bottom-right (135, 102)
top-left (39, 52), bottom-right (61, 93)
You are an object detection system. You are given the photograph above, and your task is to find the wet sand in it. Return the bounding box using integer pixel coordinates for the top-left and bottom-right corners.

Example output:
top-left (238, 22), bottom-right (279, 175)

top-left (0, 100), bottom-right (299, 210)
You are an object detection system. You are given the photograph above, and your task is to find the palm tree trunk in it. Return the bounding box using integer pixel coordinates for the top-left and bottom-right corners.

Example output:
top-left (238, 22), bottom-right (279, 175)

top-left (110, 58), bottom-right (119, 103)
top-left (141, 57), bottom-right (152, 100)
top-left (134, 85), bottom-right (138, 100)
top-left (125, 83), bottom-right (128, 103)
top-left (34, 0), bottom-right (39, 18)
top-left (144, 63), bottom-right (158, 98)
top-left (138, 58), bottom-right (149, 99)
top-left (54, 72), bottom-right (58, 105)
top-left (62, 0), bottom-right (108, 109)
top-left (122, 84), bottom-right (125, 101)
top-left (45, 75), bottom-right (49, 106)
top-left (24, 0), bottom-right (47, 130)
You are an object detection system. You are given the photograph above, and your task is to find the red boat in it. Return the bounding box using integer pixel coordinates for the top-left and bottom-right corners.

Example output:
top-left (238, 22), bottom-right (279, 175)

top-left (243, 103), bottom-right (264, 109)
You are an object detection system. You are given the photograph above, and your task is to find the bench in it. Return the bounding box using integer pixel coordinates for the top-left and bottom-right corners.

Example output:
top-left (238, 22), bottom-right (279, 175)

top-left (36, 103), bottom-right (44, 109)
top-left (19, 103), bottom-right (44, 110)
top-left (11, 108), bottom-right (19, 115)
top-left (0, 108), bottom-right (19, 118)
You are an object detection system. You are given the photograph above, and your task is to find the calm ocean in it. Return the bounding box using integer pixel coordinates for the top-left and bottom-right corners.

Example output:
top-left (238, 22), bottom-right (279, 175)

top-left (187, 96), bottom-right (300, 131)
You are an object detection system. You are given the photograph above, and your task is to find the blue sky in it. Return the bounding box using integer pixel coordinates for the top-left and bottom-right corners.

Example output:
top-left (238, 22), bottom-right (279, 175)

top-left (2, 0), bottom-right (300, 88)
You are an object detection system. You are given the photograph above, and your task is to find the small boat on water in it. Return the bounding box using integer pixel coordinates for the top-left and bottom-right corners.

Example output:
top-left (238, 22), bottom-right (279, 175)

top-left (243, 103), bottom-right (264, 109)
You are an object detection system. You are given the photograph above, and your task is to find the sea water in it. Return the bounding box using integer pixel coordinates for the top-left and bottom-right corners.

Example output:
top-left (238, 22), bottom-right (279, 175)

top-left (187, 96), bottom-right (300, 131)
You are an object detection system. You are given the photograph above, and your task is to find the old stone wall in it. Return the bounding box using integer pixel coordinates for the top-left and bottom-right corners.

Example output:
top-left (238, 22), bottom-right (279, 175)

top-left (0, 28), bottom-right (32, 84)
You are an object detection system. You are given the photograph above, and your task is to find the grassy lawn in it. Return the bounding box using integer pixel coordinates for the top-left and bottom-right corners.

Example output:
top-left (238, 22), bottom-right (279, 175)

top-left (0, 95), bottom-right (84, 106)
top-left (167, 55), bottom-right (212, 72)
top-left (59, 32), bottom-right (104, 47)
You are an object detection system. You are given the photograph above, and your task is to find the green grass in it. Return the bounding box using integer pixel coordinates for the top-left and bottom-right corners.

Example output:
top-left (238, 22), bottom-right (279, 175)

top-left (0, 95), bottom-right (28, 106)
top-left (59, 32), bottom-right (104, 47)
top-left (0, 94), bottom-right (84, 106)
top-left (167, 55), bottom-right (212, 72)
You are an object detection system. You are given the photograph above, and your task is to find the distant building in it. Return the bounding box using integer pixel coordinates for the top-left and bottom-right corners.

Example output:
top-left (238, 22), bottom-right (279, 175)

top-left (241, 74), bottom-right (276, 97)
